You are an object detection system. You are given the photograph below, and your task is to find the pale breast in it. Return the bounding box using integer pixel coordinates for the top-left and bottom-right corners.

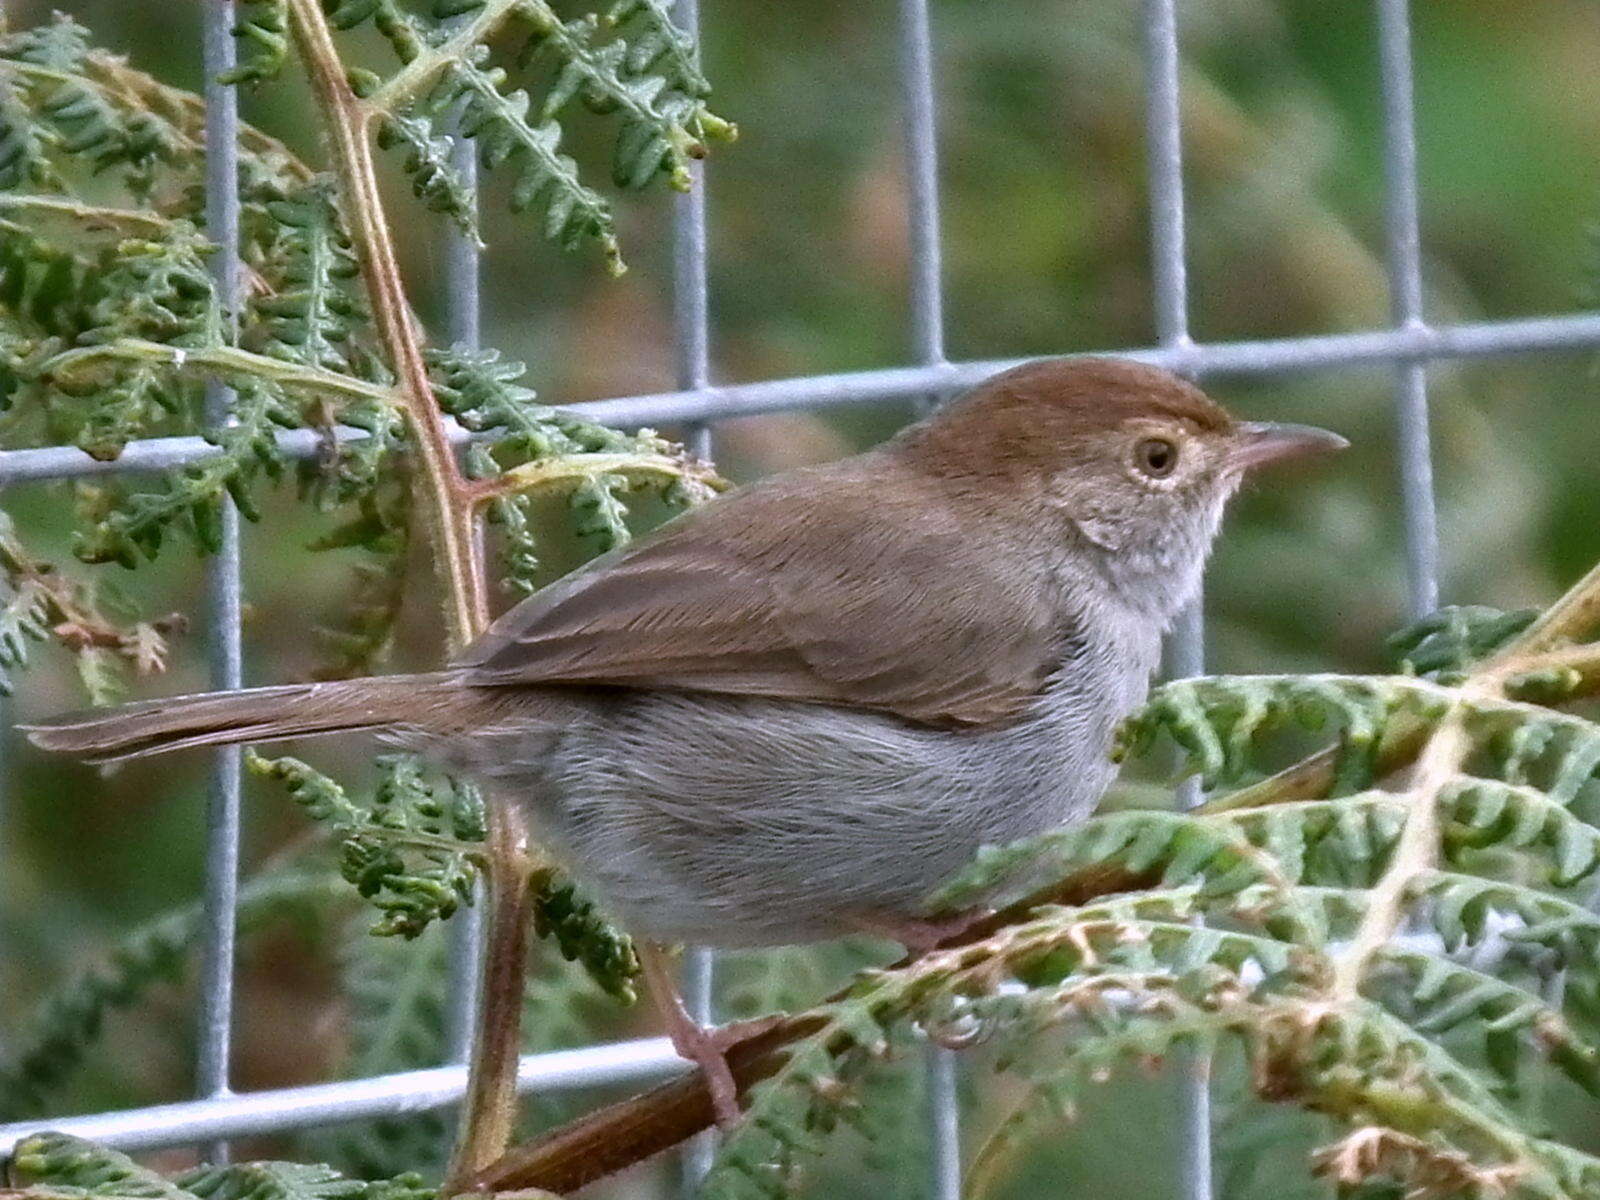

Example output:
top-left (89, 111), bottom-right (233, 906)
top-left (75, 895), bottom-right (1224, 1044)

top-left (501, 619), bottom-right (1160, 948)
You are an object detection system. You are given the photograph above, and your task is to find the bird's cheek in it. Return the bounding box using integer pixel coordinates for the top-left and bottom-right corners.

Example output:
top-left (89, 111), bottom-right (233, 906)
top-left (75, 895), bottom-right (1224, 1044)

top-left (1075, 512), bottom-right (1128, 552)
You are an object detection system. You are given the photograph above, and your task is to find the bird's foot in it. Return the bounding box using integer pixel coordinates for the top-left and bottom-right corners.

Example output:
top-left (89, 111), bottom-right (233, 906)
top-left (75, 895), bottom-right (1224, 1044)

top-left (850, 908), bottom-right (987, 957)
top-left (667, 1015), bottom-right (783, 1129)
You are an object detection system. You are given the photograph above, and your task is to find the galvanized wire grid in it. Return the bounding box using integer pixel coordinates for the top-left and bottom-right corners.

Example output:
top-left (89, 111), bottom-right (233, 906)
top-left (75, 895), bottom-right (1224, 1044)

top-left (0, 0), bottom-right (1592, 1196)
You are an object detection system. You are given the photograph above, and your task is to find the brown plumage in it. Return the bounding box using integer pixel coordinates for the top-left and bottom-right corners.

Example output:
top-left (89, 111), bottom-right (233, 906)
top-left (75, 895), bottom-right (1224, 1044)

top-left (34, 356), bottom-right (1247, 761)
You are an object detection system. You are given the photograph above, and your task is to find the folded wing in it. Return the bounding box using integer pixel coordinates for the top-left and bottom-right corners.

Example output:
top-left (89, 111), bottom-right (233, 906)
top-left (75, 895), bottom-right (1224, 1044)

top-left (459, 457), bottom-right (1063, 729)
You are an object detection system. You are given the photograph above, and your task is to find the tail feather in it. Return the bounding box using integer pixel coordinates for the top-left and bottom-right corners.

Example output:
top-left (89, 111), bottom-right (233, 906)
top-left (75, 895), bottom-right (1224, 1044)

top-left (23, 672), bottom-right (468, 764)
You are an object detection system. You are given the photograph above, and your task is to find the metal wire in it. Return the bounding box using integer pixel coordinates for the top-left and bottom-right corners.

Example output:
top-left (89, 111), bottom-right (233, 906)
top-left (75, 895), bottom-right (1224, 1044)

top-left (1139, 1), bottom-right (1213, 1195)
top-left (892, 0), bottom-right (961, 1191)
top-left (0, 0), bottom-right (1571, 1190)
top-left (196, 0), bottom-right (244, 1163)
top-left (7, 309), bottom-right (1600, 487)
top-left (443, 113), bottom-right (486, 1071)
top-left (669, 6), bottom-right (720, 1192)
top-left (1375, 0), bottom-right (1441, 619)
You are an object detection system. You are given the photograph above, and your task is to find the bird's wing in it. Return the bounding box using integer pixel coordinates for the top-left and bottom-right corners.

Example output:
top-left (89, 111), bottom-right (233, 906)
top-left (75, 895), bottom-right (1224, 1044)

top-left (458, 461), bottom-right (1063, 728)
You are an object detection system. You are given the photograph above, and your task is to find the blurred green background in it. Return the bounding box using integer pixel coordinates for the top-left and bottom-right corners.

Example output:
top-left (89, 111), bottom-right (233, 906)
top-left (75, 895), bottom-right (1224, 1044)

top-left (5, 0), bottom-right (1600, 1196)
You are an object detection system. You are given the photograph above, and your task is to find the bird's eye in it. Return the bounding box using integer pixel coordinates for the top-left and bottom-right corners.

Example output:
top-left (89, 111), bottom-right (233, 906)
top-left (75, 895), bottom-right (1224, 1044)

top-left (1134, 437), bottom-right (1179, 478)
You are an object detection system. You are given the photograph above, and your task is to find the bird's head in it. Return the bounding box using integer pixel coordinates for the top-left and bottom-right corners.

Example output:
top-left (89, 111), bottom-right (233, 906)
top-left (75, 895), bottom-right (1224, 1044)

top-left (893, 357), bottom-right (1347, 624)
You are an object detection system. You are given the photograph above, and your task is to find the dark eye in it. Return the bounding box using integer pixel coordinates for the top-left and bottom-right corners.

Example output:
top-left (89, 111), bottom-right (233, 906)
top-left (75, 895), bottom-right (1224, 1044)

top-left (1135, 437), bottom-right (1179, 478)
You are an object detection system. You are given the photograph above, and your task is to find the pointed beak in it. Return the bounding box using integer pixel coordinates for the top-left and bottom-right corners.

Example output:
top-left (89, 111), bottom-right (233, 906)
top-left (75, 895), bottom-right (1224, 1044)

top-left (1229, 421), bottom-right (1349, 471)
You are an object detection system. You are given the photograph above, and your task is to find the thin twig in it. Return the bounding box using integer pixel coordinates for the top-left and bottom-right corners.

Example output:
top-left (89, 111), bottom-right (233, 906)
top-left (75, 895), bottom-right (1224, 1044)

top-left (444, 805), bottom-right (537, 1189)
top-left (286, 0), bottom-right (488, 650)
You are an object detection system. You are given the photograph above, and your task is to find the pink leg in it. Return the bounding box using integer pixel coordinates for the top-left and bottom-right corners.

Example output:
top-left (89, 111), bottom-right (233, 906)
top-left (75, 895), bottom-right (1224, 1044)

top-left (640, 943), bottom-right (768, 1129)
top-left (849, 908), bottom-right (986, 956)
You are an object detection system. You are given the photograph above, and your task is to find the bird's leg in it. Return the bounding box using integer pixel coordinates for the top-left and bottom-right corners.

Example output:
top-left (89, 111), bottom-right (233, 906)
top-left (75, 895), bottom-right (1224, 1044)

top-left (849, 908), bottom-right (987, 957)
top-left (639, 942), bottom-right (750, 1129)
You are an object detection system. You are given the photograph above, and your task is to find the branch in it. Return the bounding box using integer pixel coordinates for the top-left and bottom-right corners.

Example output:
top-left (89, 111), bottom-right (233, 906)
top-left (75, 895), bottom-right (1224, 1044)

top-left (460, 864), bottom-right (1154, 1192)
top-left (286, 0), bottom-right (487, 651)
top-left (444, 807), bottom-right (537, 1188)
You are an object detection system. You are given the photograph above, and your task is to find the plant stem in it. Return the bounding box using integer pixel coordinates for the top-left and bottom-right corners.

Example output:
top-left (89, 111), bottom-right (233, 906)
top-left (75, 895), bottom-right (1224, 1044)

top-left (285, 2), bottom-right (532, 1176)
top-left (1328, 706), bottom-right (1466, 999)
top-left (444, 804), bottom-right (537, 1190)
top-left (469, 451), bottom-right (725, 506)
top-left (1489, 559), bottom-right (1600, 662)
top-left (286, 0), bottom-right (487, 651)
top-left (48, 339), bottom-right (399, 404)
top-left (0, 194), bottom-right (175, 230)
top-left (360, 0), bottom-right (530, 119)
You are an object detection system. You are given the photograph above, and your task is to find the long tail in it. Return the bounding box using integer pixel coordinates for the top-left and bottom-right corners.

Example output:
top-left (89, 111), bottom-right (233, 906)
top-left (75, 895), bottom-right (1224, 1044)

top-left (22, 672), bottom-right (472, 764)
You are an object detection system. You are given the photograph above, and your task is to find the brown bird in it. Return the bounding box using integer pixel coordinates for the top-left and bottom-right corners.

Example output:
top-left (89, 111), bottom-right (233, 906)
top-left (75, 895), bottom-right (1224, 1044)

top-left (26, 357), bottom-right (1345, 1124)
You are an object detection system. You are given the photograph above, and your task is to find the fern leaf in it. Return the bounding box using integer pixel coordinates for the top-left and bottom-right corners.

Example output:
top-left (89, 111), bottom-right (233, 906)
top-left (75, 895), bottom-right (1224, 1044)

top-left (0, 871), bottom-right (345, 1117)
top-left (433, 48), bottom-right (622, 272)
top-left (73, 379), bottom-right (298, 565)
top-left (248, 751), bottom-right (484, 940)
top-left (374, 109), bottom-right (479, 238)
top-left (224, 0), bottom-right (291, 85)
top-left (532, 876), bottom-right (639, 1003)
top-left (518, 4), bottom-right (732, 191)
top-left (250, 181), bottom-right (365, 374)
top-left (606, 0), bottom-right (712, 98)
top-left (9, 1131), bottom-right (196, 1198)
top-left (0, 63), bottom-right (60, 190)
top-left (569, 471), bottom-right (631, 552)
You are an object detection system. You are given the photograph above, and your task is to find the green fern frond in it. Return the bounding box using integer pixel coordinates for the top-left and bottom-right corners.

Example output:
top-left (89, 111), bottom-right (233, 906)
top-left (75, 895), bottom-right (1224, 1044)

top-left (517, 4), bottom-right (732, 191)
top-left (532, 876), bottom-right (639, 1003)
top-left (9, 1131), bottom-right (196, 1198)
top-left (427, 344), bottom-right (633, 456)
top-left (0, 871), bottom-right (345, 1118)
top-left (73, 378), bottom-right (299, 565)
top-left (431, 48), bottom-right (622, 271)
top-left (605, 0), bottom-right (712, 98)
top-left (0, 567), bottom-right (49, 697)
top-left (1371, 944), bottom-right (1600, 1097)
top-left (3, 13), bottom-right (92, 72)
top-left (1117, 674), bottom-right (1454, 793)
top-left (179, 1160), bottom-right (431, 1200)
top-left (79, 225), bottom-right (221, 348)
top-left (249, 180), bottom-right (366, 374)
top-left (2, 15), bottom-right (186, 196)
top-left (0, 219), bottom-right (92, 340)
top-left (1388, 605), bottom-right (1540, 679)
top-left (1442, 778), bottom-right (1600, 887)
top-left (374, 111), bottom-right (479, 238)
top-left (248, 751), bottom-right (484, 939)
top-left (323, 0), bottom-right (425, 65)
top-left (933, 808), bottom-right (1284, 912)
top-left (225, 0), bottom-right (291, 85)
top-left (0, 61), bottom-right (61, 190)
top-left (483, 488), bottom-right (539, 595)
top-left (10, 1135), bottom-right (436, 1200)
top-left (569, 471), bottom-right (631, 551)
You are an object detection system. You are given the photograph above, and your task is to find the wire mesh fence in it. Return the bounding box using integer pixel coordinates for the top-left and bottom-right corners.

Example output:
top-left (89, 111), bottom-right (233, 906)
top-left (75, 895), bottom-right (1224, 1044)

top-left (2, 1), bottom-right (1598, 1197)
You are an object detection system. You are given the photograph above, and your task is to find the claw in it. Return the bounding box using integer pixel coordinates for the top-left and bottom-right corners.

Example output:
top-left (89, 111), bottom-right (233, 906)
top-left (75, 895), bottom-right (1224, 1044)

top-left (640, 946), bottom-right (782, 1129)
top-left (850, 908), bottom-right (986, 956)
